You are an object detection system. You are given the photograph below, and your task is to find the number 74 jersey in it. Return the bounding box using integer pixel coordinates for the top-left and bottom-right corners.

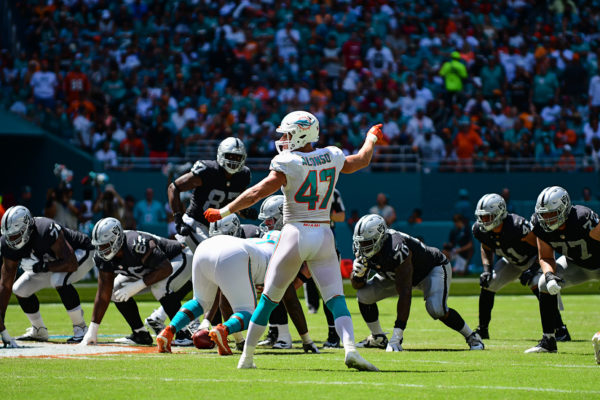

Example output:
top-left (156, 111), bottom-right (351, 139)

top-left (270, 146), bottom-right (346, 223)
top-left (531, 205), bottom-right (600, 270)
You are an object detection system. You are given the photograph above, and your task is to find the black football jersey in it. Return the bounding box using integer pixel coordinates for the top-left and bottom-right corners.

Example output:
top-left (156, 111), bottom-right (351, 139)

top-left (94, 230), bottom-right (183, 278)
top-left (1, 217), bottom-right (92, 263)
top-left (186, 160), bottom-right (251, 226)
top-left (472, 213), bottom-right (537, 267)
top-left (241, 224), bottom-right (261, 239)
top-left (531, 205), bottom-right (600, 270)
top-left (367, 230), bottom-right (447, 285)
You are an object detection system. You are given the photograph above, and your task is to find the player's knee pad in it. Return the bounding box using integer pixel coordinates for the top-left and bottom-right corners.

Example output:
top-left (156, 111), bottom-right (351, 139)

top-left (356, 288), bottom-right (377, 305)
top-left (325, 295), bottom-right (351, 319)
top-left (251, 295), bottom-right (278, 326)
top-left (425, 299), bottom-right (446, 320)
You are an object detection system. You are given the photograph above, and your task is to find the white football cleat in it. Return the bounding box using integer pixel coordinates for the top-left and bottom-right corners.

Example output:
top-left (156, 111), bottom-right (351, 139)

top-left (386, 341), bottom-right (403, 352)
top-left (592, 332), bottom-right (600, 364)
top-left (17, 326), bottom-right (49, 342)
top-left (237, 354), bottom-right (257, 369)
top-left (466, 332), bottom-right (485, 350)
top-left (344, 350), bottom-right (379, 372)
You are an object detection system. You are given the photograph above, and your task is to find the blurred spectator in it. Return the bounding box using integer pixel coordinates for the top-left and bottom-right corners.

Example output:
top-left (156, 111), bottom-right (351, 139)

top-left (134, 188), bottom-right (165, 226)
top-left (122, 195), bottom-right (137, 230)
top-left (590, 67), bottom-right (600, 112)
top-left (584, 117), bottom-right (600, 146)
top-left (444, 214), bottom-right (473, 276)
top-left (406, 108), bottom-right (434, 141)
top-left (407, 208), bottom-right (423, 225)
top-left (369, 193), bottom-right (397, 226)
top-left (63, 61), bottom-right (89, 105)
top-left (93, 184), bottom-right (125, 221)
top-left (44, 184), bottom-right (79, 230)
top-left (366, 37), bottom-right (395, 79)
top-left (30, 59), bottom-right (57, 109)
top-left (275, 21), bottom-right (299, 61)
top-left (580, 187), bottom-right (594, 204)
top-left (119, 127), bottom-right (145, 157)
top-left (412, 131), bottom-right (446, 172)
top-left (95, 140), bottom-right (118, 168)
top-left (453, 118), bottom-right (483, 171)
top-left (557, 145), bottom-right (576, 172)
top-left (500, 188), bottom-right (516, 214)
top-left (439, 52), bottom-right (467, 105)
top-left (453, 189), bottom-right (472, 220)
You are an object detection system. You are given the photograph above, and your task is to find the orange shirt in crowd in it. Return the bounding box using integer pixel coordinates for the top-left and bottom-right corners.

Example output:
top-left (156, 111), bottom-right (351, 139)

top-left (453, 127), bottom-right (483, 159)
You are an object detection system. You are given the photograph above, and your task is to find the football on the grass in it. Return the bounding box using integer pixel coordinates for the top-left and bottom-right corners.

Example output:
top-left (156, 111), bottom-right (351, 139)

top-left (193, 329), bottom-right (215, 349)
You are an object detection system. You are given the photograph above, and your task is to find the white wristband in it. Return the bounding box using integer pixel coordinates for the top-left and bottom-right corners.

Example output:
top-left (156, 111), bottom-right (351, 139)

top-left (367, 133), bottom-right (378, 143)
top-left (88, 322), bottom-right (99, 337)
top-left (219, 207), bottom-right (231, 218)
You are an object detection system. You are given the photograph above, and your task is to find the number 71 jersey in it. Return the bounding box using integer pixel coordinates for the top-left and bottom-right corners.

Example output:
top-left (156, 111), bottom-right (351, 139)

top-left (270, 146), bottom-right (346, 223)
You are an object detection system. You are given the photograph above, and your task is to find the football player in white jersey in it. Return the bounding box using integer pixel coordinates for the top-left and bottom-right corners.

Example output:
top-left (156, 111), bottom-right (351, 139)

top-left (205, 110), bottom-right (383, 371)
top-left (155, 214), bottom-right (314, 355)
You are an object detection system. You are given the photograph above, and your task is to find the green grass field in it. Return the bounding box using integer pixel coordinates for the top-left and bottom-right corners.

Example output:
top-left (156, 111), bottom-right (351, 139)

top-left (1, 293), bottom-right (599, 399)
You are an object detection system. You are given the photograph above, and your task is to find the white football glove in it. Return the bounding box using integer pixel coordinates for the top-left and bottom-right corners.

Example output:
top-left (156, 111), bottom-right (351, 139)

top-left (198, 318), bottom-right (211, 331)
top-left (352, 259), bottom-right (368, 278)
top-left (1, 329), bottom-right (20, 348)
top-left (79, 322), bottom-right (99, 346)
top-left (114, 279), bottom-right (147, 303)
top-left (385, 328), bottom-right (404, 352)
top-left (543, 272), bottom-right (564, 296)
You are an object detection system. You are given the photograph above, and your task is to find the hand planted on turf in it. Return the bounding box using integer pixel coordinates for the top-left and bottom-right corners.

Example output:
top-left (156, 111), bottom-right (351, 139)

top-left (386, 340), bottom-right (403, 352)
top-left (80, 331), bottom-right (97, 346)
top-left (366, 124), bottom-right (383, 143)
top-left (174, 213), bottom-right (193, 236)
top-left (303, 342), bottom-right (320, 354)
top-left (204, 208), bottom-right (222, 223)
top-left (1, 330), bottom-right (19, 348)
top-left (544, 271), bottom-right (564, 295)
top-left (479, 271), bottom-right (492, 288)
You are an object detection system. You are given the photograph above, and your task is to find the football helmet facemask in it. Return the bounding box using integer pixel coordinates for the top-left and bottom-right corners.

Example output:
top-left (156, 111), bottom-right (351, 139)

top-left (275, 111), bottom-right (319, 153)
top-left (258, 195), bottom-right (284, 233)
top-left (1, 206), bottom-right (34, 250)
top-left (353, 214), bottom-right (388, 259)
top-left (475, 193), bottom-right (507, 231)
top-left (217, 137), bottom-right (247, 174)
top-left (91, 217), bottom-right (124, 261)
top-left (535, 186), bottom-right (572, 232)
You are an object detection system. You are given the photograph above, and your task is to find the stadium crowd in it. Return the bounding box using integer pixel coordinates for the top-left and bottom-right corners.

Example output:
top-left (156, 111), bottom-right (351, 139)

top-left (2, 0), bottom-right (600, 171)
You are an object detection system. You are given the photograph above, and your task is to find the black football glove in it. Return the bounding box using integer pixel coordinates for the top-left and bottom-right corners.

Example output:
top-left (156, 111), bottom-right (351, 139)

top-left (479, 271), bottom-right (492, 288)
top-left (519, 266), bottom-right (538, 287)
top-left (238, 207), bottom-right (259, 220)
top-left (32, 260), bottom-right (48, 274)
top-left (174, 213), bottom-right (192, 237)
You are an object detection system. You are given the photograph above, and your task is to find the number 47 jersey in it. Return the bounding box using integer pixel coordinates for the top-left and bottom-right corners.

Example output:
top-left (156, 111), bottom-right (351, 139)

top-left (531, 205), bottom-right (600, 270)
top-left (270, 146), bottom-right (346, 223)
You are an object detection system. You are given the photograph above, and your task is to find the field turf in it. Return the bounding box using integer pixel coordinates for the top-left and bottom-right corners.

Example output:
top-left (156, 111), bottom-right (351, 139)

top-left (1, 293), bottom-right (599, 399)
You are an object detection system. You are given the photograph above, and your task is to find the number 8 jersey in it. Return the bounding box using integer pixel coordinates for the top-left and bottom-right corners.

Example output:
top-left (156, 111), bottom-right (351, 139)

top-left (270, 146), bottom-right (345, 223)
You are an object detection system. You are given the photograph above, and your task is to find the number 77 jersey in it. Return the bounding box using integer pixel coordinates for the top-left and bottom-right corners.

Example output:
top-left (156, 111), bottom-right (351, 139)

top-left (270, 146), bottom-right (346, 223)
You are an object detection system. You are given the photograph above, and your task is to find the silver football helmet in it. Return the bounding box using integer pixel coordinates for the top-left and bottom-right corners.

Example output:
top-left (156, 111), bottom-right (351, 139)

top-left (209, 214), bottom-right (242, 237)
top-left (535, 186), bottom-right (572, 232)
top-left (91, 217), bottom-right (124, 261)
top-left (475, 193), bottom-right (507, 231)
top-left (216, 137), bottom-right (246, 174)
top-left (353, 214), bottom-right (388, 259)
top-left (258, 195), bottom-right (284, 232)
top-left (275, 111), bottom-right (319, 153)
top-left (1, 205), bottom-right (34, 249)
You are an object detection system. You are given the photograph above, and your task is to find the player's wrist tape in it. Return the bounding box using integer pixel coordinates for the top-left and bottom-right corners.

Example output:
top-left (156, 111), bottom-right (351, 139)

top-left (482, 264), bottom-right (491, 273)
top-left (219, 207), bottom-right (231, 218)
top-left (391, 327), bottom-right (404, 341)
top-left (86, 322), bottom-right (99, 339)
top-left (367, 133), bottom-right (378, 143)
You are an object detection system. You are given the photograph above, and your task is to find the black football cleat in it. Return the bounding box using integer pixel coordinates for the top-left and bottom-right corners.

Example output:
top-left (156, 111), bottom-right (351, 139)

top-left (474, 326), bottom-right (489, 340)
top-left (524, 336), bottom-right (557, 353)
top-left (115, 330), bottom-right (153, 346)
top-left (555, 325), bottom-right (571, 342)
